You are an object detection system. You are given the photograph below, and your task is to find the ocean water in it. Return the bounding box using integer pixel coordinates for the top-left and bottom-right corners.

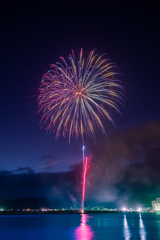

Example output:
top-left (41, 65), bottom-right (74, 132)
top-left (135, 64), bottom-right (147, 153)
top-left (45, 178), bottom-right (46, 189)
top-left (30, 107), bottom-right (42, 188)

top-left (0, 213), bottom-right (160, 240)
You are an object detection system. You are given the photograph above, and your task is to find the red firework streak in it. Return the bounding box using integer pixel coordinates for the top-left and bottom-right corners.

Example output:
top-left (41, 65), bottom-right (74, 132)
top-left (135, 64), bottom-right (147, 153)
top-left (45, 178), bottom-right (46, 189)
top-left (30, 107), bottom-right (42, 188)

top-left (82, 157), bottom-right (88, 213)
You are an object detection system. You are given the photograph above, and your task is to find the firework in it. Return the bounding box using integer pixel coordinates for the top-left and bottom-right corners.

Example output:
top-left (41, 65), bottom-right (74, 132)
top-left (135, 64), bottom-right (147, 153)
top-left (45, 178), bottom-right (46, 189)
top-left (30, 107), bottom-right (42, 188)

top-left (38, 49), bottom-right (124, 212)
top-left (38, 49), bottom-right (123, 143)
top-left (82, 157), bottom-right (88, 213)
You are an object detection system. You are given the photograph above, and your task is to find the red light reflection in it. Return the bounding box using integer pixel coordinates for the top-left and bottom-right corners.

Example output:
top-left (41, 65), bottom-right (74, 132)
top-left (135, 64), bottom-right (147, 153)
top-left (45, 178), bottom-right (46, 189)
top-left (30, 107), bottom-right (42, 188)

top-left (74, 214), bottom-right (94, 240)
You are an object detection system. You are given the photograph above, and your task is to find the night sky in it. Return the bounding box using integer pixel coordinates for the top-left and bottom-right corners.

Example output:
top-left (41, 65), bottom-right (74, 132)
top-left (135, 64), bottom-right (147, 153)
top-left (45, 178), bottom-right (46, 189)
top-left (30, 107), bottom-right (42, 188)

top-left (1, 2), bottom-right (160, 207)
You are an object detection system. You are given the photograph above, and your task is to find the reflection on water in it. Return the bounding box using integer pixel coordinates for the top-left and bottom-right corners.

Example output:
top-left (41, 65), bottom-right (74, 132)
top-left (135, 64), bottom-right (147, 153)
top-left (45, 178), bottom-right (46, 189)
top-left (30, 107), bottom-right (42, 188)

top-left (97, 216), bottom-right (107, 227)
top-left (74, 214), bottom-right (94, 240)
top-left (139, 214), bottom-right (146, 240)
top-left (0, 213), bottom-right (159, 240)
top-left (123, 215), bottom-right (131, 240)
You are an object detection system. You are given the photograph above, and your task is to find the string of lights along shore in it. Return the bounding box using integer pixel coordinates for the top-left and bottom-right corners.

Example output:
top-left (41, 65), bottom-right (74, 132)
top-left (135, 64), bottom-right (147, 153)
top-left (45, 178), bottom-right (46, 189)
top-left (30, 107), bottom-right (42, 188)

top-left (38, 48), bottom-right (124, 212)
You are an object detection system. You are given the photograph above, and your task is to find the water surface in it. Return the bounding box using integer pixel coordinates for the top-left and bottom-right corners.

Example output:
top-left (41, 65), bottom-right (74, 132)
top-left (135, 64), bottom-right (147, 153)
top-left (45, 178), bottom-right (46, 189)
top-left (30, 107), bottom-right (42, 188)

top-left (0, 213), bottom-right (159, 239)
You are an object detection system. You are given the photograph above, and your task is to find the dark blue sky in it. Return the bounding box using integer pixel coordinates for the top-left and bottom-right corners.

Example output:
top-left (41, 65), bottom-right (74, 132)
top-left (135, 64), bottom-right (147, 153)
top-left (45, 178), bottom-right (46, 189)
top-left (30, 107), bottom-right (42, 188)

top-left (1, 1), bottom-right (160, 174)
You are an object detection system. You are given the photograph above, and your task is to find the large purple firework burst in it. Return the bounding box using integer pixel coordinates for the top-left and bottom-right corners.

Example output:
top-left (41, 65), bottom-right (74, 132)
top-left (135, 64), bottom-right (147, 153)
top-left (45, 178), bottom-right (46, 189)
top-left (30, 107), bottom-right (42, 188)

top-left (38, 49), bottom-right (124, 143)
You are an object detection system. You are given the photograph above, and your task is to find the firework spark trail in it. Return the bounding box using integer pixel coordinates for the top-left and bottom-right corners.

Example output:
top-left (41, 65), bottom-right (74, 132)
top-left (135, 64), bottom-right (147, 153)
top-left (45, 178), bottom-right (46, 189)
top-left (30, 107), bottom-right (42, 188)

top-left (82, 145), bottom-right (85, 172)
top-left (38, 49), bottom-right (123, 144)
top-left (82, 157), bottom-right (88, 213)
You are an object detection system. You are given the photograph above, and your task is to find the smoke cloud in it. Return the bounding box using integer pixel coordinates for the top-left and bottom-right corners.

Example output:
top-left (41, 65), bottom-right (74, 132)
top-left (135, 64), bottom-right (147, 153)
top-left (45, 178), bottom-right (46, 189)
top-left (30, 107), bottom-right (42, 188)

top-left (0, 121), bottom-right (160, 208)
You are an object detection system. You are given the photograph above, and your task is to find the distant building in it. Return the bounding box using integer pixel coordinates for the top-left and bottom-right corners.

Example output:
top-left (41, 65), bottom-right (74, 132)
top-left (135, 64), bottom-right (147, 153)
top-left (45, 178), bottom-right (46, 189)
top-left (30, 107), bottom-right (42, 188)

top-left (152, 198), bottom-right (160, 211)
